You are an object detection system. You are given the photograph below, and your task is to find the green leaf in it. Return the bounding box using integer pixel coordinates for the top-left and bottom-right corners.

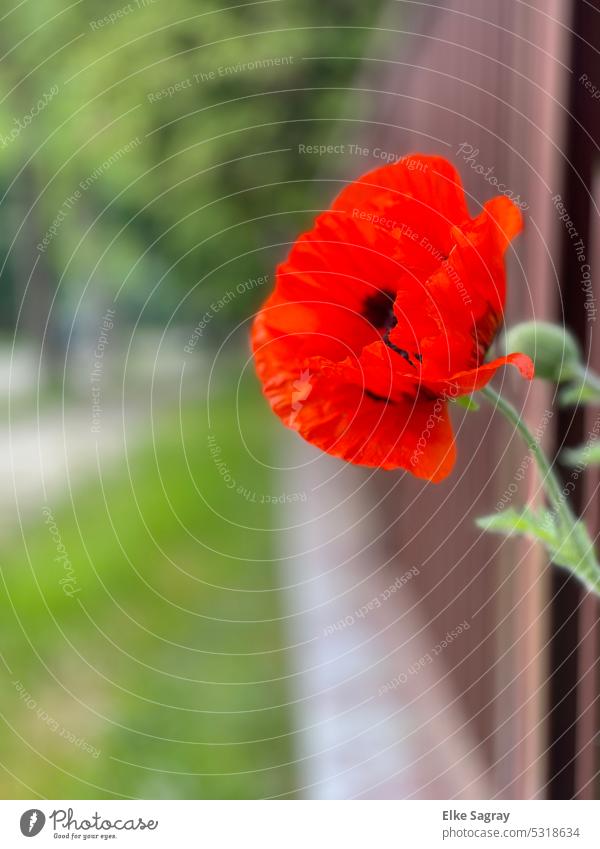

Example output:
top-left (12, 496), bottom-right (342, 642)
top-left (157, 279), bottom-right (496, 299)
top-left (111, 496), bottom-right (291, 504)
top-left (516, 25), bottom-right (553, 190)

top-left (454, 395), bottom-right (480, 412)
top-left (559, 381), bottom-right (600, 407)
top-left (561, 441), bottom-right (600, 467)
top-left (476, 507), bottom-right (555, 546)
top-left (477, 507), bottom-right (599, 575)
top-left (545, 519), bottom-right (596, 570)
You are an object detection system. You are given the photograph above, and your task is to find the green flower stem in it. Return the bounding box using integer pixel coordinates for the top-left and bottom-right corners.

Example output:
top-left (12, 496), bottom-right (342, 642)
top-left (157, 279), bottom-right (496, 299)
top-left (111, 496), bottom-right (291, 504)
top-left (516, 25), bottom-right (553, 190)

top-left (480, 385), bottom-right (568, 520)
top-left (479, 384), bottom-right (600, 595)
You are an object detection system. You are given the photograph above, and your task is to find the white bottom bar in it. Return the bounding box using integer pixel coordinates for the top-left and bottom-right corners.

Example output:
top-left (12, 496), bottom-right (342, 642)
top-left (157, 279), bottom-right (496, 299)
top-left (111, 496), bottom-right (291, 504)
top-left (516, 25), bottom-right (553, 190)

top-left (1, 800), bottom-right (599, 847)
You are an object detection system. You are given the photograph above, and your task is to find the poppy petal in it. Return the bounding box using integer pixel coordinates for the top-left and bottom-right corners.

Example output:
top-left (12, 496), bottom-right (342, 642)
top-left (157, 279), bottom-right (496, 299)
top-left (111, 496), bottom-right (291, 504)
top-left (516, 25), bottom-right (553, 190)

top-left (251, 153), bottom-right (526, 481)
top-left (288, 372), bottom-right (457, 481)
top-left (277, 209), bottom-right (436, 308)
top-left (332, 154), bottom-right (471, 254)
top-left (480, 195), bottom-right (524, 252)
top-left (426, 352), bottom-right (535, 396)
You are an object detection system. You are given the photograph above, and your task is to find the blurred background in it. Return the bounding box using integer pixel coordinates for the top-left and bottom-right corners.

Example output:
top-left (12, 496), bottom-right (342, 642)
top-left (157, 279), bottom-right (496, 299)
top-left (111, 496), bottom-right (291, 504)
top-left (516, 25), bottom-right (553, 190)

top-left (0, 0), bottom-right (599, 800)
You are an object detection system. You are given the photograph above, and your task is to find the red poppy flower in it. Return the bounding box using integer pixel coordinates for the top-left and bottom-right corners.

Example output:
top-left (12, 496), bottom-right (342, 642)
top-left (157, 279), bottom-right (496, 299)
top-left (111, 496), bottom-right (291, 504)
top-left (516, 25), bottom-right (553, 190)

top-left (251, 153), bottom-right (533, 482)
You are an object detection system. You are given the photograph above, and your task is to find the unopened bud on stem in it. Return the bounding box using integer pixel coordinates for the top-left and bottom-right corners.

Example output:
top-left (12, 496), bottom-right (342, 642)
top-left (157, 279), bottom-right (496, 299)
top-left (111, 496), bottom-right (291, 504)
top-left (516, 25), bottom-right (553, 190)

top-left (504, 320), bottom-right (581, 383)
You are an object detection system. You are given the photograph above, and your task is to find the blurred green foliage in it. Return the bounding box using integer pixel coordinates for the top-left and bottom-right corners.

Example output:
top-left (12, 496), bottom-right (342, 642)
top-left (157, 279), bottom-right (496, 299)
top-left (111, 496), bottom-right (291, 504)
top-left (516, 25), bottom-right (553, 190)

top-left (0, 0), bottom-right (383, 330)
top-left (0, 2), bottom-right (387, 798)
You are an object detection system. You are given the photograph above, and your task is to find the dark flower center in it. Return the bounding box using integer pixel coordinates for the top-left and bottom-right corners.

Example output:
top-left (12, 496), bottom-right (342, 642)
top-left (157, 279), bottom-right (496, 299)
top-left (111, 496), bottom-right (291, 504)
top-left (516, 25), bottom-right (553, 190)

top-left (363, 289), bottom-right (396, 331)
top-left (384, 336), bottom-right (419, 368)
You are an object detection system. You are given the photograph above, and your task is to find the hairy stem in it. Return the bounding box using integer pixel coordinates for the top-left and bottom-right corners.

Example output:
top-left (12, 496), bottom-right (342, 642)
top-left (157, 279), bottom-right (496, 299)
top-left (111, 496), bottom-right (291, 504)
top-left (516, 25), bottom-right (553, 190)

top-left (479, 384), bottom-right (600, 595)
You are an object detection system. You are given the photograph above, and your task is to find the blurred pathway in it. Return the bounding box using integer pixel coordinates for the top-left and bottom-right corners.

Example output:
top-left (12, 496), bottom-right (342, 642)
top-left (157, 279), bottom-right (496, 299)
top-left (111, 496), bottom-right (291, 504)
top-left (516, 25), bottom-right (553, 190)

top-left (282, 441), bottom-right (492, 799)
top-left (0, 331), bottom-right (201, 538)
top-left (0, 405), bottom-right (143, 538)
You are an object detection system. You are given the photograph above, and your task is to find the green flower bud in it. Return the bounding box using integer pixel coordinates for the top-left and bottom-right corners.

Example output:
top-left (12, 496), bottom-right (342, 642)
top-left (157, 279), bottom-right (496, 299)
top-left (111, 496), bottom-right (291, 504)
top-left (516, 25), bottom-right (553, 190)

top-left (503, 320), bottom-right (581, 383)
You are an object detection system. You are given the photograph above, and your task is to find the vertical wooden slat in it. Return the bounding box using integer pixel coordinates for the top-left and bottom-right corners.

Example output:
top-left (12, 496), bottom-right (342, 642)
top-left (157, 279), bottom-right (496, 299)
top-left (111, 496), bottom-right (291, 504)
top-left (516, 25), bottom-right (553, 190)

top-left (355, 0), bottom-right (576, 797)
top-left (550, 0), bottom-right (600, 799)
top-left (574, 167), bottom-right (600, 799)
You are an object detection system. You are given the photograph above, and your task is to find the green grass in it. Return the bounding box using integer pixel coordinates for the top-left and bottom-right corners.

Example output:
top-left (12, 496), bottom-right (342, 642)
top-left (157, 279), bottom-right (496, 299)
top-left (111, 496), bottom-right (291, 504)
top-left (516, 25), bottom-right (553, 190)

top-left (0, 378), bottom-right (296, 799)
